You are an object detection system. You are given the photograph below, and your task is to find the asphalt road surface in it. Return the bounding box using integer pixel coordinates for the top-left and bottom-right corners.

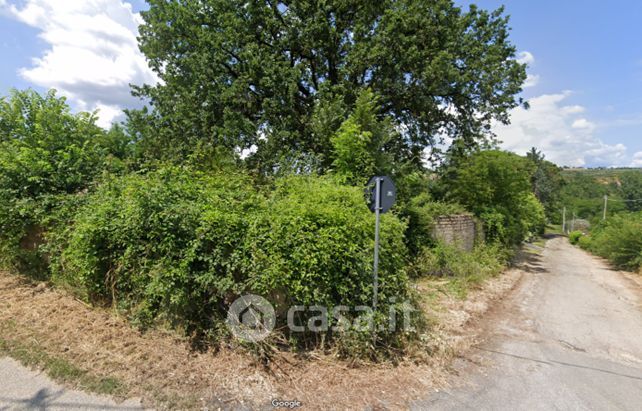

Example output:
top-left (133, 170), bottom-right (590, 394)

top-left (416, 236), bottom-right (642, 410)
top-left (0, 357), bottom-right (144, 410)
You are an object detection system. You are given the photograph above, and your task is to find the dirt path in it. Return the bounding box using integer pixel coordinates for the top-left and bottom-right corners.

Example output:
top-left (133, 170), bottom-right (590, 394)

top-left (416, 237), bottom-right (642, 410)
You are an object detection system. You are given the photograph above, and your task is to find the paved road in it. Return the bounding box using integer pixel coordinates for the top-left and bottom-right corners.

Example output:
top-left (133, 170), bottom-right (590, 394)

top-left (416, 237), bottom-right (642, 411)
top-left (0, 357), bottom-right (144, 410)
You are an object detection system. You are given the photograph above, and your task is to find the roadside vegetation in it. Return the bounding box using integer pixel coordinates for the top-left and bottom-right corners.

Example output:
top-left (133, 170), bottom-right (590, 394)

top-left (569, 212), bottom-right (642, 273)
top-left (0, 0), bottom-right (564, 366)
top-left (561, 168), bottom-right (642, 273)
top-left (0, 90), bottom-right (553, 361)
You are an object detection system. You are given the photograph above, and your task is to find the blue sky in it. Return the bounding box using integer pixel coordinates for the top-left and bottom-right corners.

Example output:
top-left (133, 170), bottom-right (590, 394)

top-left (458, 0), bottom-right (642, 167)
top-left (1, 0), bottom-right (641, 167)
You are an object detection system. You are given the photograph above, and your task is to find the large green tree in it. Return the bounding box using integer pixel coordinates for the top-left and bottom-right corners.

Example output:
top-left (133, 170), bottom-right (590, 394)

top-left (134, 0), bottom-right (527, 171)
top-left (446, 150), bottom-right (545, 244)
top-left (526, 147), bottom-right (564, 220)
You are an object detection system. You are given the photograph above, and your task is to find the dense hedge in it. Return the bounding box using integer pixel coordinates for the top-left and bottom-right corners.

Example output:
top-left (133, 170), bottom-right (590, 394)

top-left (54, 171), bottom-right (412, 344)
top-left (248, 176), bottom-right (409, 306)
top-left (0, 90), bottom-right (123, 274)
top-left (54, 167), bottom-right (261, 335)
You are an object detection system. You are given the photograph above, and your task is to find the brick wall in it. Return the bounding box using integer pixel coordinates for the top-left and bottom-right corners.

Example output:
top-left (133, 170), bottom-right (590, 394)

top-left (430, 214), bottom-right (479, 252)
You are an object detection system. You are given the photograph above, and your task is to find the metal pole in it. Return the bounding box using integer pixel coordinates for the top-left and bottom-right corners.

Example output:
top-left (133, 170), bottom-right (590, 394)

top-left (603, 195), bottom-right (608, 220)
top-left (373, 178), bottom-right (381, 312)
top-left (562, 207), bottom-right (566, 234)
top-left (571, 213), bottom-right (576, 232)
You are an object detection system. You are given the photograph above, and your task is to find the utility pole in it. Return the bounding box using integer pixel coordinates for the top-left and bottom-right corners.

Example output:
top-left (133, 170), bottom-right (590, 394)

top-left (372, 177), bottom-right (381, 312)
top-left (571, 213), bottom-right (576, 232)
top-left (603, 195), bottom-right (608, 220)
top-left (562, 207), bottom-right (566, 234)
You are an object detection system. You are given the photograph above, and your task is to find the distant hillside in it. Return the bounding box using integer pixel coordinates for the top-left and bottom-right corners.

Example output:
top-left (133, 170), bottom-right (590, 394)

top-left (558, 168), bottom-right (642, 222)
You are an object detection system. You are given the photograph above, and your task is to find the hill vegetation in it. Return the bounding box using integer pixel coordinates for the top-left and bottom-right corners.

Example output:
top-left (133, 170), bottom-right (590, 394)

top-left (562, 168), bottom-right (642, 272)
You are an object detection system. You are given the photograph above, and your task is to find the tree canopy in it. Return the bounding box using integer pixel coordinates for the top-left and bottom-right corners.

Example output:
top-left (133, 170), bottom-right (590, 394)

top-left (134, 0), bottom-right (527, 171)
top-left (445, 150), bottom-right (545, 244)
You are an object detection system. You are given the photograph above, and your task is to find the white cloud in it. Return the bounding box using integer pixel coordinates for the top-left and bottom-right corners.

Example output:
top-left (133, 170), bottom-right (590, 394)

top-left (3, 0), bottom-right (158, 127)
top-left (494, 91), bottom-right (629, 167)
top-left (516, 51), bottom-right (540, 89)
top-left (562, 105), bottom-right (585, 115)
top-left (517, 51), bottom-right (535, 65)
top-left (571, 118), bottom-right (595, 131)
top-left (632, 152), bottom-right (642, 167)
top-left (94, 103), bottom-right (124, 128)
top-left (523, 74), bottom-right (540, 88)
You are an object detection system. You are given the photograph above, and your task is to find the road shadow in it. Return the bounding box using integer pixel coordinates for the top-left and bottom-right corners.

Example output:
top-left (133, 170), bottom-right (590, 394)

top-left (0, 387), bottom-right (143, 411)
top-left (513, 247), bottom-right (548, 274)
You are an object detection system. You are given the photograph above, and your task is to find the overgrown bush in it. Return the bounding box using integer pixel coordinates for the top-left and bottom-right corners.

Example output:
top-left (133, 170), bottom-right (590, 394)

top-left (580, 213), bottom-right (642, 271)
top-left (0, 89), bottom-right (126, 273)
top-left (245, 176), bottom-right (413, 351)
top-left (53, 167), bottom-right (260, 337)
top-left (569, 230), bottom-right (584, 245)
top-left (55, 171), bottom-right (414, 350)
top-left (403, 193), bottom-right (467, 255)
top-left (408, 242), bottom-right (509, 297)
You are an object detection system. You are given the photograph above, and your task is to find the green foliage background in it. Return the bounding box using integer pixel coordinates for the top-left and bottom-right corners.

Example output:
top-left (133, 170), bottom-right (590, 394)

top-left (0, 0), bottom-right (589, 359)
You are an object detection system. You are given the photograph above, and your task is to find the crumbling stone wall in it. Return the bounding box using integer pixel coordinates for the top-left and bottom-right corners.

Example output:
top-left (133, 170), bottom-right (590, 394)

top-left (430, 214), bottom-right (479, 251)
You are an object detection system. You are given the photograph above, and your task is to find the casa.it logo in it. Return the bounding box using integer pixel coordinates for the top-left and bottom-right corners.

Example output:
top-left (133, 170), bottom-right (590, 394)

top-left (226, 294), bottom-right (276, 342)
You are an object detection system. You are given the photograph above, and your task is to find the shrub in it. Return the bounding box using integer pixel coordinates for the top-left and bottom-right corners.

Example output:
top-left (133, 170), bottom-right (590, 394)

top-left (244, 176), bottom-right (412, 349)
top-left (582, 213), bottom-right (642, 271)
top-left (56, 171), bottom-right (414, 350)
top-left (577, 234), bottom-right (592, 250)
top-left (408, 242), bottom-right (508, 297)
top-left (569, 230), bottom-right (583, 245)
top-left (54, 167), bottom-right (261, 336)
top-left (0, 89), bottom-right (120, 273)
top-left (447, 150), bottom-right (546, 245)
top-left (403, 193), bottom-right (467, 255)
top-left (519, 192), bottom-right (547, 239)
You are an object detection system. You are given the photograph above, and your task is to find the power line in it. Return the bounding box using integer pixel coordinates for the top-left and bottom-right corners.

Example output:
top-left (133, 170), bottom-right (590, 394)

top-left (607, 198), bottom-right (642, 202)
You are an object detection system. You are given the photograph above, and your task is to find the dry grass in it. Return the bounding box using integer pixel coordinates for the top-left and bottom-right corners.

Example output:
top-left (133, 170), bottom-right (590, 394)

top-left (0, 260), bottom-right (525, 410)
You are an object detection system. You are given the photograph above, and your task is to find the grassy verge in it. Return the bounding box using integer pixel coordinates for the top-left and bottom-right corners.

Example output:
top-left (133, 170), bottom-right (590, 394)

top-left (0, 321), bottom-right (126, 397)
top-left (409, 243), bottom-right (511, 300)
top-left (545, 224), bottom-right (563, 236)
